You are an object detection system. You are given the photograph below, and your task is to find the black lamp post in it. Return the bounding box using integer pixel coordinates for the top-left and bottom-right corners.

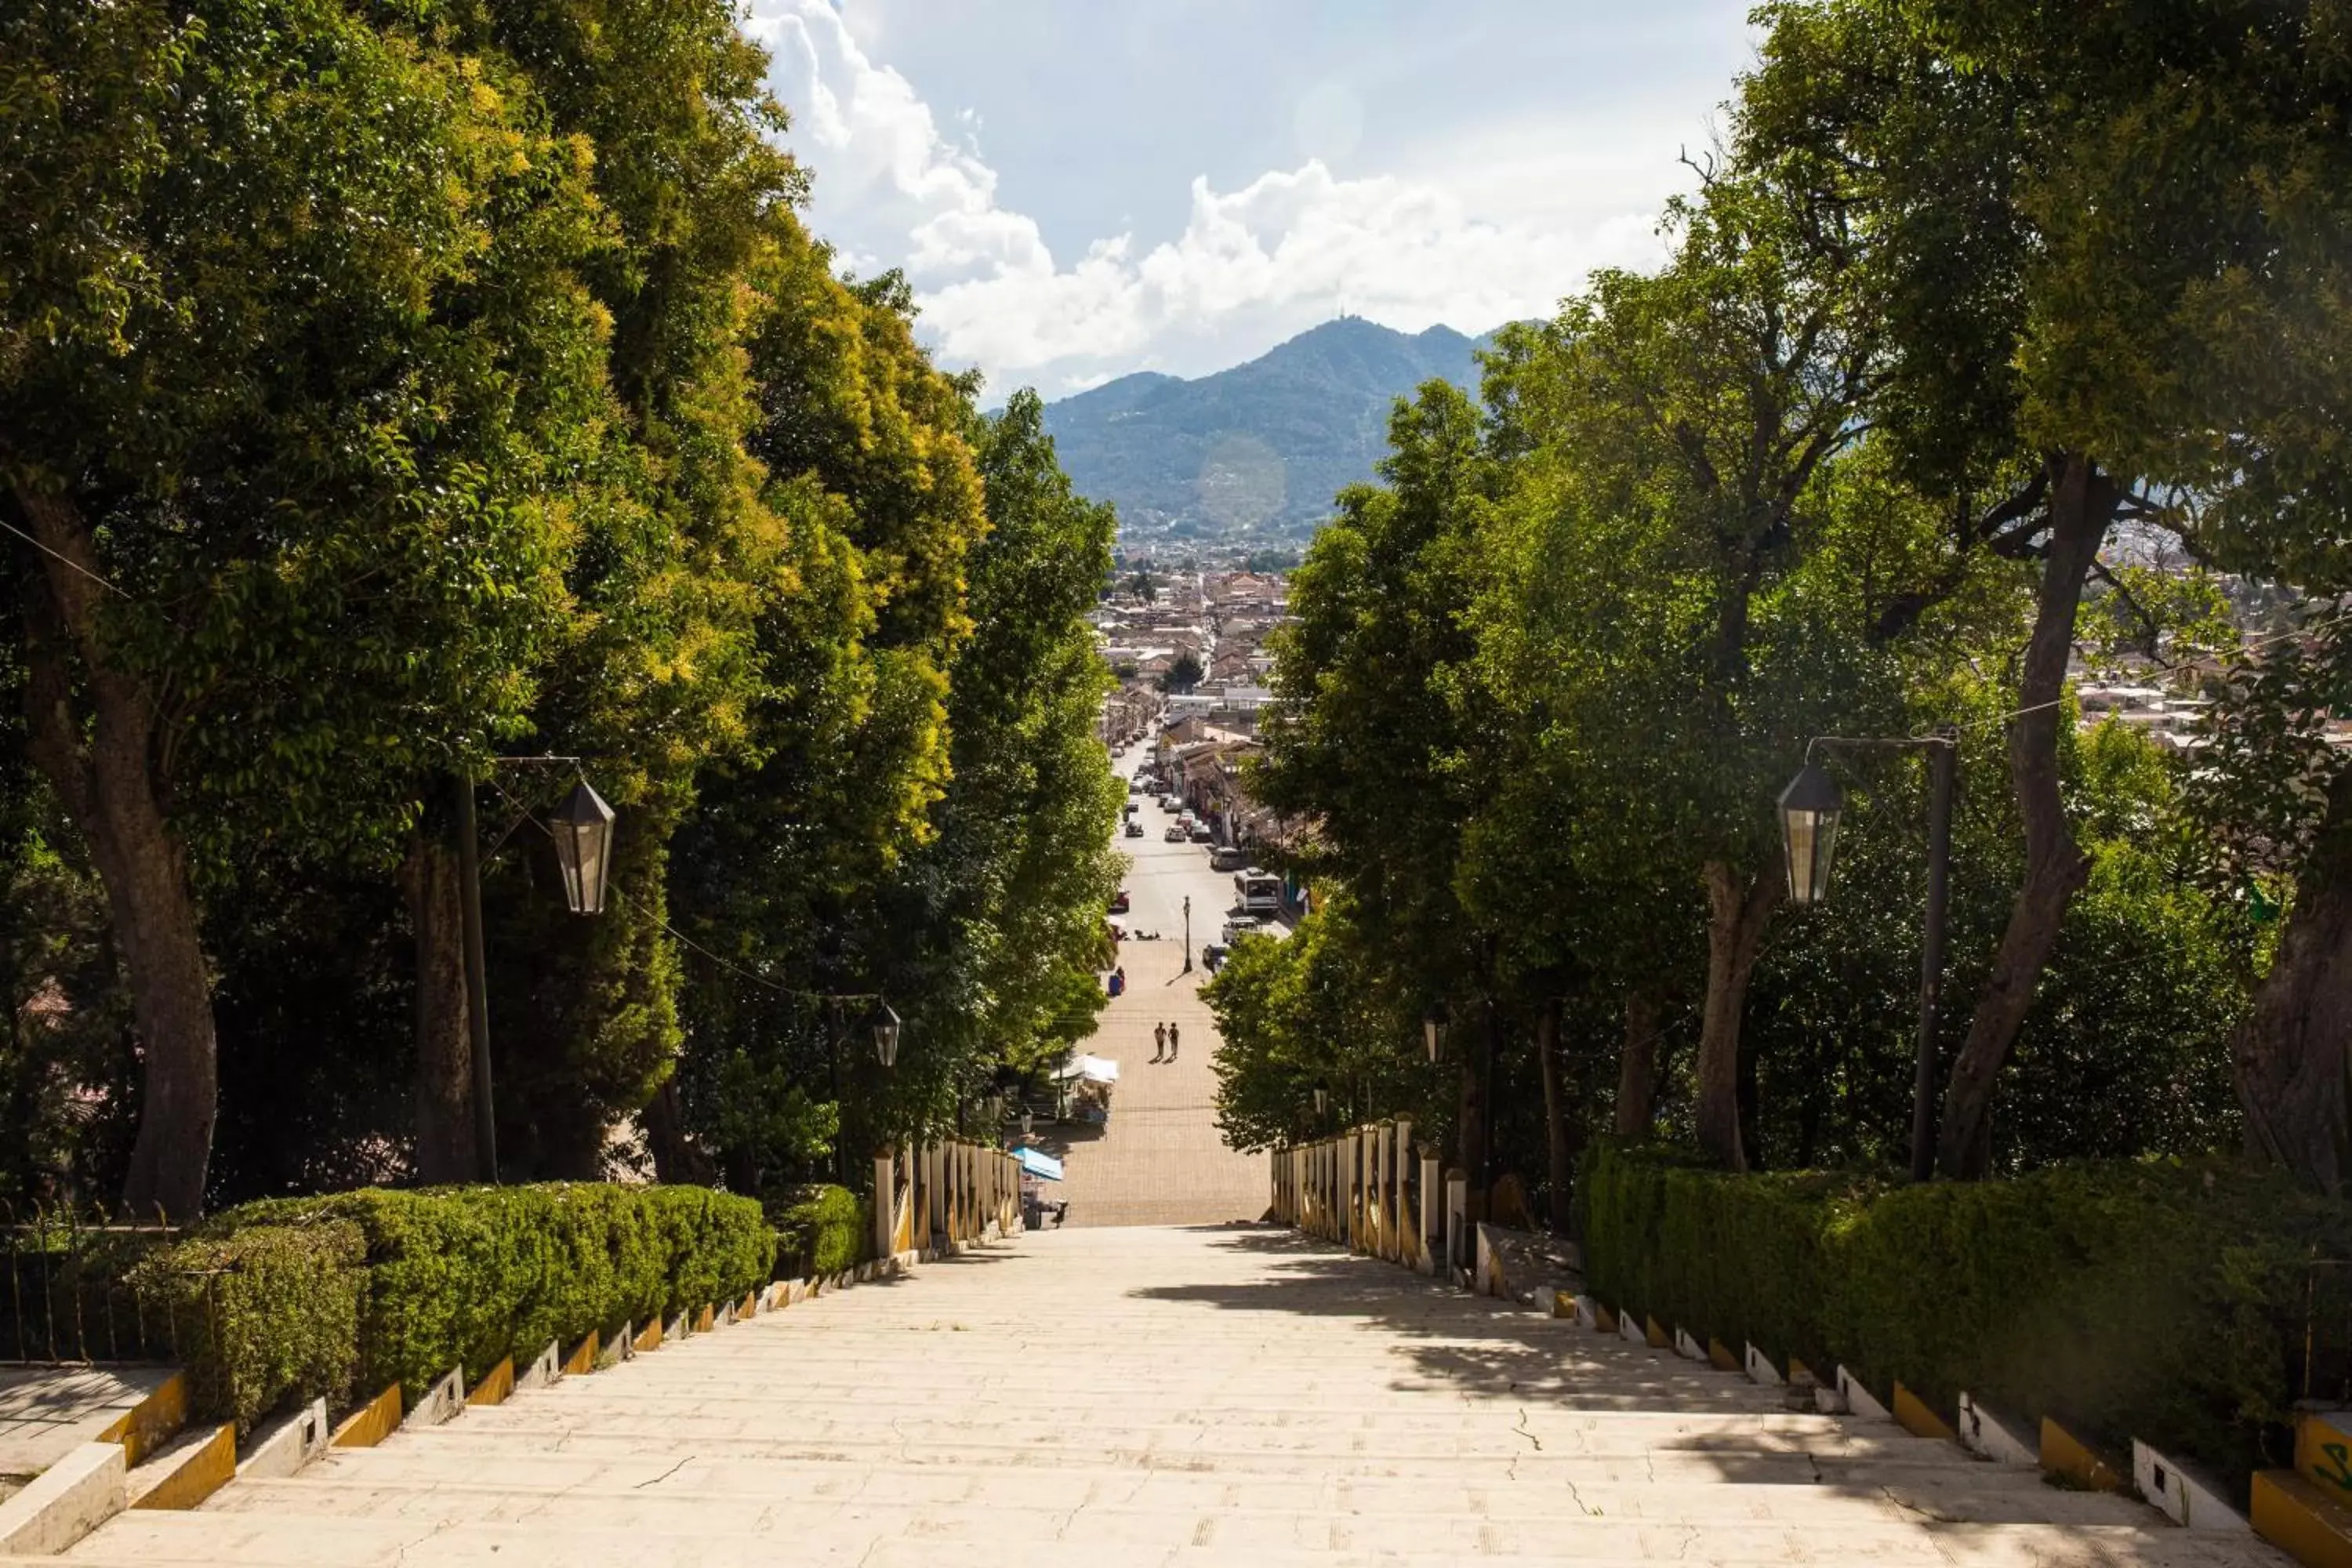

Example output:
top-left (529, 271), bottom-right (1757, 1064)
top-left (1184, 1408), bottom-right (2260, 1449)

top-left (1182, 895), bottom-right (1193, 973)
top-left (1423, 1002), bottom-right (1449, 1065)
top-left (456, 764), bottom-right (617, 1181)
top-left (869, 1000), bottom-right (902, 1069)
top-left (1777, 731), bottom-right (1957, 1181)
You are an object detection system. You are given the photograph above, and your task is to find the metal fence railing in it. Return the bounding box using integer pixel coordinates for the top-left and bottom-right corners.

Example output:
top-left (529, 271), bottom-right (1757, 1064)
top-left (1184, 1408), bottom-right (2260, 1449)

top-left (0, 1203), bottom-right (180, 1365)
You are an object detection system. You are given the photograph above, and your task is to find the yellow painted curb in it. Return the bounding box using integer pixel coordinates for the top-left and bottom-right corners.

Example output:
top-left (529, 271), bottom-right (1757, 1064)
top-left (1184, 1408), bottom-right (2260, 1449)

top-left (2255, 1469), bottom-right (2352, 1568)
top-left (2041, 1417), bottom-right (2125, 1491)
top-left (1644, 1315), bottom-right (1671, 1350)
top-left (330, 1385), bottom-right (402, 1450)
top-left (562, 1331), bottom-right (598, 1377)
top-left (1893, 1383), bottom-right (1958, 1443)
top-left (633, 1318), bottom-right (663, 1354)
top-left (129, 1424), bottom-right (234, 1511)
top-left (1592, 1303), bottom-right (1618, 1335)
top-left (466, 1357), bottom-right (514, 1407)
top-left (1707, 1338), bottom-right (1741, 1374)
top-left (695, 1304), bottom-right (716, 1334)
top-left (738, 1291), bottom-right (758, 1319)
top-left (96, 1371), bottom-right (185, 1468)
top-left (2298, 1410), bottom-right (2352, 1498)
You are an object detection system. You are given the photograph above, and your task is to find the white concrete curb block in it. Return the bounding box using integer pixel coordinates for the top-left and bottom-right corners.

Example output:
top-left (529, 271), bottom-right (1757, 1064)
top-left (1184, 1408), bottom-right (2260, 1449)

top-left (1835, 1366), bottom-right (1889, 1421)
top-left (518, 1341), bottom-right (561, 1391)
top-left (0, 1441), bottom-right (125, 1555)
top-left (2134, 1439), bottom-right (2250, 1532)
top-left (1617, 1309), bottom-right (1646, 1347)
top-left (236, 1398), bottom-right (329, 1481)
top-left (1744, 1344), bottom-right (1783, 1385)
top-left (1674, 1327), bottom-right (1707, 1361)
top-left (1957, 1392), bottom-right (2037, 1465)
top-left (404, 1367), bottom-right (466, 1428)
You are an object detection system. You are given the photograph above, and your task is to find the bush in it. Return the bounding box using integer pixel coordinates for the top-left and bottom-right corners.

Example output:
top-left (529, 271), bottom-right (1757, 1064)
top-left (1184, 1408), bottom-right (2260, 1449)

top-left (769, 1183), bottom-right (864, 1278)
top-left (1579, 1142), bottom-right (2352, 1497)
top-left (206, 1183), bottom-right (772, 1410)
top-left (125, 1222), bottom-right (365, 1436)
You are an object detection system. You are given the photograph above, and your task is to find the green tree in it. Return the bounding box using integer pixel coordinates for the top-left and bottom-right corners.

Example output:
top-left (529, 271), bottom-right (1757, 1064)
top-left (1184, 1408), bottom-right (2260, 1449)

top-left (2, 0), bottom-right (615, 1215)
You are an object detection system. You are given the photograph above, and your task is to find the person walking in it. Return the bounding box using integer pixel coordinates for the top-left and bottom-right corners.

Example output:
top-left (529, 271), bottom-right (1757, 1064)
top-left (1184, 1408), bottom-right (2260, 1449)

top-left (1153, 1021), bottom-right (1167, 1063)
top-left (1167, 1021), bottom-right (1180, 1063)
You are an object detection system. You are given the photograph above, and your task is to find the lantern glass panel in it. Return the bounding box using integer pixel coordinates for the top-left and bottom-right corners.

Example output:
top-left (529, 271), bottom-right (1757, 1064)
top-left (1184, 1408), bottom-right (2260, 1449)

top-left (551, 781), bottom-right (616, 914)
top-left (1776, 763), bottom-right (1843, 908)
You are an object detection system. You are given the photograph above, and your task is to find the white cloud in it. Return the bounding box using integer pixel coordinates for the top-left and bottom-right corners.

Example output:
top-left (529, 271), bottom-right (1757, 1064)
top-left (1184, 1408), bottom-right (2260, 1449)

top-left (753, 0), bottom-right (1675, 397)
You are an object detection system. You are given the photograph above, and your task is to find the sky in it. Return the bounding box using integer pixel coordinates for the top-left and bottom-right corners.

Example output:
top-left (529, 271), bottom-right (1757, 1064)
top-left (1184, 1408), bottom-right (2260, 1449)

top-left (746, 1), bottom-right (1761, 399)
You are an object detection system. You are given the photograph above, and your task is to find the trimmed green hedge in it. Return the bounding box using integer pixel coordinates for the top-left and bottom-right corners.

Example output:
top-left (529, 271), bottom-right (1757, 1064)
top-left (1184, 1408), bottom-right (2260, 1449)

top-left (769, 1183), bottom-right (866, 1279)
top-left (1579, 1142), bottom-right (2352, 1495)
top-left (193, 1183), bottom-right (773, 1415)
top-left (126, 1222), bottom-right (365, 1435)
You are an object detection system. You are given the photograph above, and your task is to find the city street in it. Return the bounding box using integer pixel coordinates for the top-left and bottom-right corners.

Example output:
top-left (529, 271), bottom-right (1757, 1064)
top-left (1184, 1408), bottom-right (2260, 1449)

top-left (1029, 744), bottom-right (1272, 1227)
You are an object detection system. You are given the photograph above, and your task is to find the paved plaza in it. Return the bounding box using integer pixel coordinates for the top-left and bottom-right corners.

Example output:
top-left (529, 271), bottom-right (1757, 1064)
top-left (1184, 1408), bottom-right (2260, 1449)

top-left (32, 1225), bottom-right (2287, 1565)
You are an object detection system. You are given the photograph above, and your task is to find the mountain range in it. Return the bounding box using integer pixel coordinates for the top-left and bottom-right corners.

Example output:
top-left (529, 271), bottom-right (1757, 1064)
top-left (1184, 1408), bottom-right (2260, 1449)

top-left (1041, 317), bottom-right (1497, 551)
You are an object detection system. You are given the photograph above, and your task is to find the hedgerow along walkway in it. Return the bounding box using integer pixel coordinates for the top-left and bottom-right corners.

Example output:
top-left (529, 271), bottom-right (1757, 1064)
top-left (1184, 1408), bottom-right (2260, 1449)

top-left (16, 1225), bottom-right (2285, 1566)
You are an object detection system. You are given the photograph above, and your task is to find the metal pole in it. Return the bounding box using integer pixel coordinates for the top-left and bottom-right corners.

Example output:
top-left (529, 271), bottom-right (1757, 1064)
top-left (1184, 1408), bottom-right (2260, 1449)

top-left (1182, 895), bottom-right (1192, 973)
top-left (1910, 735), bottom-right (1957, 1182)
top-left (454, 773), bottom-right (497, 1181)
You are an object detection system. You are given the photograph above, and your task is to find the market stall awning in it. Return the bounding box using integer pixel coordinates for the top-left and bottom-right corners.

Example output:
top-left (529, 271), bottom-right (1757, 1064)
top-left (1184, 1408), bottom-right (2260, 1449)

top-left (1011, 1146), bottom-right (1064, 1181)
top-left (1051, 1054), bottom-right (1120, 1085)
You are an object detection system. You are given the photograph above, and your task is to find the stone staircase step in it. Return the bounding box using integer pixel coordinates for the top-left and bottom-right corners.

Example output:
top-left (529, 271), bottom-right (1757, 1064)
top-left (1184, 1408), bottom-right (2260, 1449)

top-left (38, 1504), bottom-right (2278, 1565)
top-left (204, 1468), bottom-right (2158, 1527)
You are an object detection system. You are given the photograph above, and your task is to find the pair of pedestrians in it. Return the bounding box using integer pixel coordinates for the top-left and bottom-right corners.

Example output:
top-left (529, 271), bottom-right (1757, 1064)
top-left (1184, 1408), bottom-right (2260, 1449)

top-left (1151, 1021), bottom-right (1181, 1063)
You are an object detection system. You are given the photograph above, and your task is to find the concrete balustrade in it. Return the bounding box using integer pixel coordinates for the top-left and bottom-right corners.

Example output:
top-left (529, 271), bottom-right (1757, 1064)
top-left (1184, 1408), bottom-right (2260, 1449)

top-left (873, 1137), bottom-right (1022, 1261)
top-left (1271, 1121), bottom-right (1431, 1270)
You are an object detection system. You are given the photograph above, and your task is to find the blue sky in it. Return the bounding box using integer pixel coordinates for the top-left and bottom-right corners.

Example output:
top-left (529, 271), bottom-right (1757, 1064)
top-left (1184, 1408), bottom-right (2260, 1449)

top-left (749, 1), bottom-right (1759, 397)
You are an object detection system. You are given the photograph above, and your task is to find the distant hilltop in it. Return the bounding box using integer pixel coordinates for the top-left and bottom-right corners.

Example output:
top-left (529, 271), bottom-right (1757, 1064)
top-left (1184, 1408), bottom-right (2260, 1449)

top-left (1042, 317), bottom-right (1500, 548)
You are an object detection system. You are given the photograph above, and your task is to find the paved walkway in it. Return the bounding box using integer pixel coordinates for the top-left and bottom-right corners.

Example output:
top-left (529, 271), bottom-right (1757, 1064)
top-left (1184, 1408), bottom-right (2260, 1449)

top-left (1040, 753), bottom-right (1266, 1228)
top-left (1048, 929), bottom-right (1267, 1227)
top-left (33, 1227), bottom-right (2285, 1565)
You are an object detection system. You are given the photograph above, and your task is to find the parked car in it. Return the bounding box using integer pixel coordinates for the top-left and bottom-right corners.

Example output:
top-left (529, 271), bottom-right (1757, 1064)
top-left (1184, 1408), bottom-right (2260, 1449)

top-left (1159, 794), bottom-right (1181, 812)
top-left (1109, 889), bottom-right (1131, 913)
top-left (1164, 824), bottom-right (1187, 842)
top-left (1122, 800), bottom-right (1138, 817)
top-left (1201, 943), bottom-right (1229, 973)
top-left (1209, 846), bottom-right (1250, 872)
top-left (1123, 820), bottom-right (1145, 838)
top-left (1127, 779), bottom-right (1144, 794)
top-left (1221, 916), bottom-right (1266, 944)
top-left (1189, 822), bottom-right (1214, 843)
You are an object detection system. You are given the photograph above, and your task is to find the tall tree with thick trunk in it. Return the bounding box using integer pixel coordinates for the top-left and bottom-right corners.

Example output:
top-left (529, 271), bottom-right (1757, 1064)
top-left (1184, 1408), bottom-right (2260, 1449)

top-left (1, 0), bottom-right (618, 1210)
top-left (15, 490), bottom-right (215, 1219)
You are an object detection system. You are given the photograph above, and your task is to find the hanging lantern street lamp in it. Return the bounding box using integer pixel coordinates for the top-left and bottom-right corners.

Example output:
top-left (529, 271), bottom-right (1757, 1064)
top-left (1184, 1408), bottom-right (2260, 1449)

top-left (1776, 732), bottom-right (1957, 1181)
top-left (1423, 1002), bottom-right (1450, 1064)
top-left (1776, 761), bottom-right (1843, 909)
top-left (869, 1000), bottom-right (902, 1069)
top-left (550, 779), bottom-right (619, 914)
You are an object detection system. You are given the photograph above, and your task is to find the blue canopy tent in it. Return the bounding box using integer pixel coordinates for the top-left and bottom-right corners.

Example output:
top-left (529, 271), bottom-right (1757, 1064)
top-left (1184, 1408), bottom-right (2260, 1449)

top-left (1011, 1145), bottom-right (1064, 1181)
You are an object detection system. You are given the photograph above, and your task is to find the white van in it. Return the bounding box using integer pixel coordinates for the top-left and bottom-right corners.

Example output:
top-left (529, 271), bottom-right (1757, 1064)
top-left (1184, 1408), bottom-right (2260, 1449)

top-left (1236, 871), bottom-right (1282, 916)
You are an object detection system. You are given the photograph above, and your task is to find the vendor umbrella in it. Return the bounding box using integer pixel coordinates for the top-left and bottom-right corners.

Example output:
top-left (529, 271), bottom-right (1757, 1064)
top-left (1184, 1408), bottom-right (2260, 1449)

top-left (1011, 1145), bottom-right (1065, 1181)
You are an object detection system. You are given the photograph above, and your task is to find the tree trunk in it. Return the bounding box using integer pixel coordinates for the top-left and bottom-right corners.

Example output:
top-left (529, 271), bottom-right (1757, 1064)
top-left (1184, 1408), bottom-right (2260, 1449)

top-left (2234, 768), bottom-right (2352, 1192)
top-left (1615, 991), bottom-right (1665, 1138)
top-left (1936, 453), bottom-right (2111, 1178)
top-left (1457, 1011), bottom-right (1489, 1223)
top-left (643, 1076), bottom-right (718, 1186)
top-left (14, 485), bottom-right (216, 1221)
top-left (1534, 996), bottom-right (1573, 1234)
top-left (1695, 859), bottom-right (1781, 1171)
top-left (401, 825), bottom-right (475, 1185)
